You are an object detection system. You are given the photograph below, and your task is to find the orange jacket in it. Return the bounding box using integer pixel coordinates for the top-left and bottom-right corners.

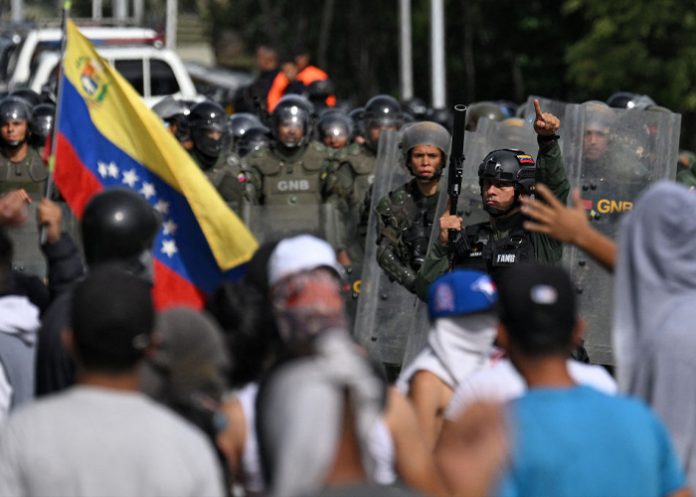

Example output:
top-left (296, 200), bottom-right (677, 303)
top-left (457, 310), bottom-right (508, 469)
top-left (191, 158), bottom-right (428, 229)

top-left (266, 65), bottom-right (337, 111)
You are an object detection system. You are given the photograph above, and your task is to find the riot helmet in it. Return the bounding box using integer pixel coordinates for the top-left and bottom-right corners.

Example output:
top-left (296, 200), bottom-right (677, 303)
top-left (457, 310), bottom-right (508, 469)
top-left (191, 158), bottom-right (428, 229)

top-left (402, 97), bottom-right (428, 121)
top-left (81, 188), bottom-right (161, 280)
top-left (348, 106), bottom-right (365, 140)
top-left (478, 148), bottom-right (536, 216)
top-left (228, 113), bottom-right (264, 142)
top-left (363, 95), bottom-right (403, 150)
top-left (236, 126), bottom-right (271, 157)
top-left (29, 103), bottom-right (55, 147)
top-left (317, 109), bottom-right (353, 149)
top-left (607, 92), bottom-right (656, 110)
top-left (271, 94), bottom-right (314, 149)
top-left (0, 96), bottom-right (31, 148)
top-left (10, 89), bottom-right (42, 110)
top-left (189, 100), bottom-right (227, 160)
top-left (307, 79), bottom-right (335, 109)
top-left (465, 101), bottom-right (505, 131)
top-left (152, 96), bottom-right (195, 143)
top-left (401, 121), bottom-right (450, 181)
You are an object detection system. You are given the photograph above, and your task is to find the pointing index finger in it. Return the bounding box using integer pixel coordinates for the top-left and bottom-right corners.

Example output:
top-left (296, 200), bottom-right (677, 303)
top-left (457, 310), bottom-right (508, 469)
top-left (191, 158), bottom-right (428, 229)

top-left (533, 99), bottom-right (544, 121)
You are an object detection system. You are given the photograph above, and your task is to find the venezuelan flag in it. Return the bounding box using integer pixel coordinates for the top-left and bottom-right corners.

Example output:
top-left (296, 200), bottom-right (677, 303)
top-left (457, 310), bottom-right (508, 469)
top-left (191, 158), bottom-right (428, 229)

top-left (54, 20), bottom-right (258, 309)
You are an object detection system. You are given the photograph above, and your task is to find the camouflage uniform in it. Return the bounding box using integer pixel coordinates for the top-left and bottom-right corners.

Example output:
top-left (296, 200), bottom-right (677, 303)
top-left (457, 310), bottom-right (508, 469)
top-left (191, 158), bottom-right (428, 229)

top-left (415, 137), bottom-right (569, 299)
top-left (373, 178), bottom-right (439, 294)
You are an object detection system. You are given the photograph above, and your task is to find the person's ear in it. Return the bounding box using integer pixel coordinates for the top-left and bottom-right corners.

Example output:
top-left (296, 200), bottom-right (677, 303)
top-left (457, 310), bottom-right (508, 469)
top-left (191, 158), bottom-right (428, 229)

top-left (144, 331), bottom-right (162, 359)
top-left (572, 318), bottom-right (586, 348)
top-left (496, 322), bottom-right (509, 351)
top-left (61, 328), bottom-right (74, 355)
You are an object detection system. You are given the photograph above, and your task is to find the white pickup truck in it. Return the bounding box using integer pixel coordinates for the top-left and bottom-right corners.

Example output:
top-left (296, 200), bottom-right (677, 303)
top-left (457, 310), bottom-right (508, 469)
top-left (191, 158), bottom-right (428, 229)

top-left (4, 26), bottom-right (164, 91)
top-left (28, 44), bottom-right (198, 107)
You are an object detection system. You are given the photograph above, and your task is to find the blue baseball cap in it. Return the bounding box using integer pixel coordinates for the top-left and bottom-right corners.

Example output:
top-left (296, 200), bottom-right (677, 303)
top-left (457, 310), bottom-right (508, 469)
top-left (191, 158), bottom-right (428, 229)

top-left (427, 270), bottom-right (497, 321)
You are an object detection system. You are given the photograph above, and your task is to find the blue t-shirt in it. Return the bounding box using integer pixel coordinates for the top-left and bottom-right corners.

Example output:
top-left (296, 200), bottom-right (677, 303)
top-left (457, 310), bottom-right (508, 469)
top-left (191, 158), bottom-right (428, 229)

top-left (497, 385), bottom-right (686, 497)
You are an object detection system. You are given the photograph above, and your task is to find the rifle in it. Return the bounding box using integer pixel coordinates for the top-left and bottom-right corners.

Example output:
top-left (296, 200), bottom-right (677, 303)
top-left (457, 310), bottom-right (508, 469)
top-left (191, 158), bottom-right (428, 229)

top-left (448, 104), bottom-right (467, 251)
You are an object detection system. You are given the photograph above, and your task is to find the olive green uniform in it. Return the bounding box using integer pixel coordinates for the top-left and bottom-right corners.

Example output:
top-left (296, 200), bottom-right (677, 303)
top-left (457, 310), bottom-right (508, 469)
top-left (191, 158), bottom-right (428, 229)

top-left (191, 149), bottom-right (248, 216)
top-left (322, 143), bottom-right (377, 264)
top-left (0, 147), bottom-right (49, 276)
top-left (414, 137), bottom-right (569, 299)
top-left (373, 178), bottom-right (439, 294)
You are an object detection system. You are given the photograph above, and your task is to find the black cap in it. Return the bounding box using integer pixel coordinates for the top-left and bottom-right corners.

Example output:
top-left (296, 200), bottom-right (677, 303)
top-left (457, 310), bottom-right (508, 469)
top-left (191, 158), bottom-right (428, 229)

top-left (497, 264), bottom-right (576, 356)
top-left (71, 266), bottom-right (154, 371)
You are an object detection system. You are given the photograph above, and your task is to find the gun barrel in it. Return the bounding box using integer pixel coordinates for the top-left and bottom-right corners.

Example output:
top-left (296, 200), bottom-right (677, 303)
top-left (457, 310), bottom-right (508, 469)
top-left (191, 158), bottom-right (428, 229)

top-left (448, 104), bottom-right (467, 215)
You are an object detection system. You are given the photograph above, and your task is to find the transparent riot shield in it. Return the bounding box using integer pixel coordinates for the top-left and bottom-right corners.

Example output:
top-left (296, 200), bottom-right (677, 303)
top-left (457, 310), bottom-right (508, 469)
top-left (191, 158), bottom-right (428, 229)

top-left (352, 130), bottom-right (430, 370)
top-left (242, 202), bottom-right (342, 248)
top-left (562, 102), bottom-right (681, 364)
top-left (521, 95), bottom-right (571, 131)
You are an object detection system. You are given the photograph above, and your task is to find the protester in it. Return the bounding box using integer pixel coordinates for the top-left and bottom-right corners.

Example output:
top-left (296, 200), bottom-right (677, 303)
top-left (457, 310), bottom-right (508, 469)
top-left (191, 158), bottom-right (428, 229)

top-left (493, 263), bottom-right (689, 497)
top-left (0, 267), bottom-right (224, 497)
top-left (396, 269), bottom-right (498, 450)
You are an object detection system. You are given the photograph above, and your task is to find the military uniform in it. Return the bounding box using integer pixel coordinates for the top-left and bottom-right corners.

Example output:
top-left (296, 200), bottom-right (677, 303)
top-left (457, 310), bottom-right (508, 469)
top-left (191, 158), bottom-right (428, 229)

top-left (244, 140), bottom-right (331, 206)
top-left (191, 148), bottom-right (248, 216)
top-left (414, 137), bottom-right (569, 299)
top-left (322, 143), bottom-right (377, 265)
top-left (373, 178), bottom-right (439, 293)
top-left (0, 147), bottom-right (51, 276)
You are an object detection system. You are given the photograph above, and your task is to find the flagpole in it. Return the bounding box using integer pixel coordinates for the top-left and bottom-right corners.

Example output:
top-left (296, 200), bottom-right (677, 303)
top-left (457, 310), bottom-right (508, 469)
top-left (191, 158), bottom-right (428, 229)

top-left (41, 0), bottom-right (72, 244)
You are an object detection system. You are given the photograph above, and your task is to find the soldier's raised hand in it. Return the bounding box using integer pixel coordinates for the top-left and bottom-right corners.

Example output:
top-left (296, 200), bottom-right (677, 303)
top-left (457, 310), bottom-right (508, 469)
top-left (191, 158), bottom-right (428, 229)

top-left (533, 99), bottom-right (560, 136)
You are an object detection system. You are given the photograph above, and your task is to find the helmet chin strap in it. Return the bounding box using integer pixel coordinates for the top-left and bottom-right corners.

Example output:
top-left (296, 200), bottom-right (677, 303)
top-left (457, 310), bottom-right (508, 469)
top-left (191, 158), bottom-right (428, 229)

top-left (483, 191), bottom-right (522, 217)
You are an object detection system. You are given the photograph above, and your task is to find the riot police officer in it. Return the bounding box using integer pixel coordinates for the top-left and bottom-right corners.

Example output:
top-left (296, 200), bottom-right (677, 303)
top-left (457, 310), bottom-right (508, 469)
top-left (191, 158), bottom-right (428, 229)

top-left (316, 109), bottom-right (353, 150)
top-left (0, 96), bottom-right (46, 194)
top-left (372, 121), bottom-right (450, 293)
top-left (244, 94), bottom-right (331, 206)
top-left (151, 96), bottom-right (195, 150)
top-left (188, 100), bottom-right (247, 215)
top-left (227, 112), bottom-right (266, 156)
top-left (414, 100), bottom-right (569, 298)
top-left (28, 103), bottom-right (55, 152)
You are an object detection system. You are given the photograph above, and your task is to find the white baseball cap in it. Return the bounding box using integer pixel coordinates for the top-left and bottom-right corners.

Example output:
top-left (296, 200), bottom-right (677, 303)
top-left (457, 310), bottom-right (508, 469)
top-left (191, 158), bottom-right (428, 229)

top-left (268, 234), bottom-right (344, 286)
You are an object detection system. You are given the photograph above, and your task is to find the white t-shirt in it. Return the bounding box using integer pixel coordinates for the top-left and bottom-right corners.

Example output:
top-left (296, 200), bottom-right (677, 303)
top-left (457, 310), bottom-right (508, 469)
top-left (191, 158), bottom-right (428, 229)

top-left (445, 359), bottom-right (618, 420)
top-left (0, 386), bottom-right (224, 497)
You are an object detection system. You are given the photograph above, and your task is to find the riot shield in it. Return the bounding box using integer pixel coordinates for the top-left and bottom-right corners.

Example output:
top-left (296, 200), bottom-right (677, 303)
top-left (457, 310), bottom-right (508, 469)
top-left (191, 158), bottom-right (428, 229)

top-left (242, 202), bottom-right (342, 248)
top-left (562, 102), bottom-right (681, 364)
top-left (352, 130), bottom-right (430, 370)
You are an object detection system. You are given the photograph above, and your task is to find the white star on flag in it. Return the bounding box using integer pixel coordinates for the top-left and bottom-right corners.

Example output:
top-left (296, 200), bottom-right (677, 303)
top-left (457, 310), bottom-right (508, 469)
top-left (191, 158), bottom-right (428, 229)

top-left (161, 239), bottom-right (178, 258)
top-left (107, 162), bottom-right (119, 178)
top-left (162, 219), bottom-right (178, 236)
top-left (140, 182), bottom-right (156, 199)
top-left (97, 161), bottom-right (108, 177)
top-left (154, 200), bottom-right (170, 215)
top-left (122, 169), bottom-right (140, 188)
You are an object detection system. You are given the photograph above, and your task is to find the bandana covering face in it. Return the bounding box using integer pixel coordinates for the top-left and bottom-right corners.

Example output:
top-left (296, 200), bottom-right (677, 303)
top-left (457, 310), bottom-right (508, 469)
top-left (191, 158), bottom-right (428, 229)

top-left (271, 268), bottom-right (347, 344)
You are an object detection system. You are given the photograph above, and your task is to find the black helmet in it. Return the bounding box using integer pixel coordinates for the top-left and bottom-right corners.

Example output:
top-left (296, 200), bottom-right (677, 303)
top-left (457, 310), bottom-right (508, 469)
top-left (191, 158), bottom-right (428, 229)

top-left (10, 89), bottom-right (42, 110)
top-left (81, 189), bottom-right (160, 275)
top-left (363, 95), bottom-right (403, 150)
top-left (189, 100), bottom-right (227, 158)
top-left (317, 109), bottom-right (353, 148)
top-left (348, 106), bottom-right (365, 139)
top-left (402, 97), bottom-right (428, 120)
top-left (0, 96), bottom-right (31, 147)
top-left (271, 94), bottom-right (314, 149)
top-left (228, 113), bottom-right (264, 141)
top-left (29, 103), bottom-right (55, 147)
top-left (607, 91), bottom-right (655, 110)
top-left (236, 126), bottom-right (271, 157)
top-left (363, 95), bottom-right (403, 128)
top-left (307, 79), bottom-right (334, 107)
top-left (478, 148), bottom-right (536, 215)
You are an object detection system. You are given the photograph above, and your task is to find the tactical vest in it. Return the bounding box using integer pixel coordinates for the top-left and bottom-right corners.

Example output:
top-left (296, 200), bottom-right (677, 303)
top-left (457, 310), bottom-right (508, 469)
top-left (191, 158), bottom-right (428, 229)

top-left (204, 152), bottom-right (247, 215)
top-left (252, 141), bottom-right (328, 206)
top-left (378, 180), bottom-right (439, 271)
top-left (454, 215), bottom-right (534, 276)
top-left (343, 143), bottom-right (376, 207)
top-left (0, 148), bottom-right (49, 277)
